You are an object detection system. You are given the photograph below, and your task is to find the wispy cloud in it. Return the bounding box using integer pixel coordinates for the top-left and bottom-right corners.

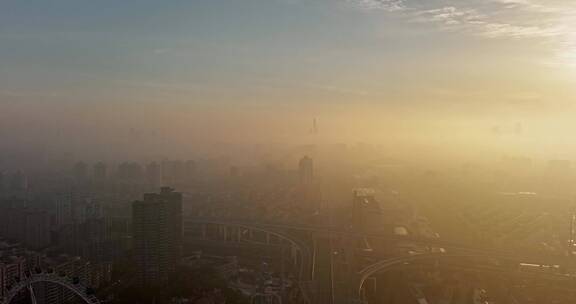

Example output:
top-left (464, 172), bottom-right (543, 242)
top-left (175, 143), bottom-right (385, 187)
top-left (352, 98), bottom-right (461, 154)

top-left (481, 22), bottom-right (563, 39)
top-left (350, 0), bottom-right (570, 39)
top-left (350, 0), bottom-right (406, 12)
top-left (491, 0), bottom-right (560, 13)
top-left (410, 6), bottom-right (564, 39)
top-left (348, 0), bottom-right (576, 66)
top-left (412, 6), bottom-right (486, 26)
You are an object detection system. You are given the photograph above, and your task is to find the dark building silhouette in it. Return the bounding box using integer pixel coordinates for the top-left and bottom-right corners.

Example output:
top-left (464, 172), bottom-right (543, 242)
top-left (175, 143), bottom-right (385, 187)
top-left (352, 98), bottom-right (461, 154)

top-left (298, 156), bottom-right (314, 185)
top-left (10, 171), bottom-right (27, 192)
top-left (146, 161), bottom-right (162, 188)
top-left (0, 171), bottom-right (4, 193)
top-left (184, 160), bottom-right (196, 180)
top-left (0, 206), bottom-right (50, 250)
top-left (117, 162), bottom-right (143, 182)
top-left (161, 160), bottom-right (190, 186)
top-left (132, 187), bottom-right (182, 286)
top-left (73, 162), bottom-right (88, 181)
top-left (93, 162), bottom-right (107, 180)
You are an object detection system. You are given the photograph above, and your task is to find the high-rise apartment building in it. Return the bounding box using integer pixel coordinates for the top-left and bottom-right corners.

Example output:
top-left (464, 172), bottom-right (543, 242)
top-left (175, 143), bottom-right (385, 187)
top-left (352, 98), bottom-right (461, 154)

top-left (132, 187), bottom-right (182, 286)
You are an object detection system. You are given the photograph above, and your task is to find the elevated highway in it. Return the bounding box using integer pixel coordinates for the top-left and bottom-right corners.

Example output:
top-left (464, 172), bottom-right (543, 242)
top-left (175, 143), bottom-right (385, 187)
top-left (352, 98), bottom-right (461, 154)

top-left (185, 218), bottom-right (576, 304)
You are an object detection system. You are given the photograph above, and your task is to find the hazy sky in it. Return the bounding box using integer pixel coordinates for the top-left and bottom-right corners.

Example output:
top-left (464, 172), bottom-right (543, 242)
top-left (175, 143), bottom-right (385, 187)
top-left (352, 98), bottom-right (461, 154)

top-left (1, 0), bottom-right (576, 160)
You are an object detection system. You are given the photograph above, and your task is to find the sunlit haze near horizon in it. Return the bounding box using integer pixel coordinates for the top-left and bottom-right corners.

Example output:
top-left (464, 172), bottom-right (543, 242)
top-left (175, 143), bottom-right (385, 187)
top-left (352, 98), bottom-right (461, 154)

top-left (4, 3), bottom-right (576, 304)
top-left (1, 0), bottom-right (576, 163)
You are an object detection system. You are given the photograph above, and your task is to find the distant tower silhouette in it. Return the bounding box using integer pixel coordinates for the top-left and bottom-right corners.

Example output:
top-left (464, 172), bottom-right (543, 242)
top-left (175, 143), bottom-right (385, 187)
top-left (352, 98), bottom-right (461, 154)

top-left (299, 156), bottom-right (314, 185)
top-left (310, 118), bottom-right (318, 134)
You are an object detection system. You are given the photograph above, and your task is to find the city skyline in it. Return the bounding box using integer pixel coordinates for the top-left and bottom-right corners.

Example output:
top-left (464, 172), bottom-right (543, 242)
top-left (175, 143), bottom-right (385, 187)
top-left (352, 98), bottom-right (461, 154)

top-left (1, 1), bottom-right (576, 160)
top-left (4, 1), bottom-right (576, 303)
